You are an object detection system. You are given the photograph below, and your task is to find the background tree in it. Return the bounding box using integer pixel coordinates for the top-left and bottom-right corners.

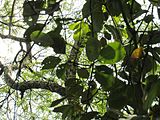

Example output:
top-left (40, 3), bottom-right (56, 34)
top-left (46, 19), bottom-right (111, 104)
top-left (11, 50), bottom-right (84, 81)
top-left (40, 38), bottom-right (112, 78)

top-left (0, 0), bottom-right (160, 119)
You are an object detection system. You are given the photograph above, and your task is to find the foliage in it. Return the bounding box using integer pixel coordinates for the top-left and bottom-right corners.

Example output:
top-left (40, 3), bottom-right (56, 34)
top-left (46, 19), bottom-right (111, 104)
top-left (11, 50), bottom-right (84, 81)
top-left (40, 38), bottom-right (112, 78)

top-left (1, 0), bottom-right (160, 119)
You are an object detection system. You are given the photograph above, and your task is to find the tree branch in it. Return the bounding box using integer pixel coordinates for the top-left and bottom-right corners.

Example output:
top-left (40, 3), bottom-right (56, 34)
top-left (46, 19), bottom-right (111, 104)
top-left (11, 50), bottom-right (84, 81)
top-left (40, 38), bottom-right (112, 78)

top-left (0, 61), bottom-right (65, 96)
top-left (0, 33), bottom-right (26, 42)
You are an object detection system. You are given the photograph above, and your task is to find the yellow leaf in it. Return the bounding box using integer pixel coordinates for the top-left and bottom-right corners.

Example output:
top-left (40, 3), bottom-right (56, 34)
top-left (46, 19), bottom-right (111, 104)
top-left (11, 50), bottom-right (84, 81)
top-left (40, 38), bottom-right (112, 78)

top-left (131, 47), bottom-right (143, 59)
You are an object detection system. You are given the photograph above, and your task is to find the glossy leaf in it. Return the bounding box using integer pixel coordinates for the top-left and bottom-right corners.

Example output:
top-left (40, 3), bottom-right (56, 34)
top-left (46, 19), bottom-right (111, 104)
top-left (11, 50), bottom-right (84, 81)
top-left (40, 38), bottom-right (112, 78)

top-left (86, 37), bottom-right (101, 61)
top-left (42, 56), bottom-right (61, 69)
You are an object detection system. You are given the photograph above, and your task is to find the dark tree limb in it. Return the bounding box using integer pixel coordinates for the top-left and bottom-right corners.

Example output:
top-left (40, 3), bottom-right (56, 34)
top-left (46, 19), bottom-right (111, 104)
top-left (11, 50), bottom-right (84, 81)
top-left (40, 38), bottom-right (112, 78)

top-left (0, 61), bottom-right (65, 96)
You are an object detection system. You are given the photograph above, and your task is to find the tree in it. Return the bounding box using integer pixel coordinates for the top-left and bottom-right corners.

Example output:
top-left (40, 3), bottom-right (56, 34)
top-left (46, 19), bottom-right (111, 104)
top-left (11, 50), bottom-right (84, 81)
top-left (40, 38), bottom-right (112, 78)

top-left (0, 0), bottom-right (160, 119)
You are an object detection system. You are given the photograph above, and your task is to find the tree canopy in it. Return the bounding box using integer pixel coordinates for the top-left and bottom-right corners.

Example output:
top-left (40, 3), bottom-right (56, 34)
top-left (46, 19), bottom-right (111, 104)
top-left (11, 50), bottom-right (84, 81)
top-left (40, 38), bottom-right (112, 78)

top-left (0, 0), bottom-right (160, 119)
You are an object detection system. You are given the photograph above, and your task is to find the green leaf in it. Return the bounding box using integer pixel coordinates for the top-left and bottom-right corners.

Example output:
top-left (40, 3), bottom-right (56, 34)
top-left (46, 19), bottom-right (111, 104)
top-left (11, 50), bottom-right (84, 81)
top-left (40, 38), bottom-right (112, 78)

top-left (69, 22), bottom-right (81, 30)
top-left (142, 31), bottom-right (160, 44)
top-left (100, 45), bottom-right (116, 60)
top-left (92, 8), bottom-right (104, 32)
top-left (104, 31), bottom-right (111, 40)
top-left (81, 90), bottom-right (93, 104)
top-left (95, 65), bottom-right (113, 75)
top-left (108, 92), bottom-right (128, 109)
top-left (86, 37), bottom-right (101, 61)
top-left (80, 111), bottom-right (98, 120)
top-left (82, 0), bottom-right (104, 32)
top-left (53, 105), bottom-right (73, 112)
top-left (105, 0), bottom-right (121, 16)
top-left (24, 24), bottom-right (44, 40)
top-left (42, 56), bottom-right (61, 69)
top-left (53, 105), bottom-right (74, 119)
top-left (143, 15), bottom-right (154, 23)
top-left (72, 22), bottom-right (90, 41)
top-left (77, 68), bottom-right (89, 78)
top-left (30, 31), bottom-right (54, 47)
top-left (95, 72), bottom-right (115, 91)
top-left (144, 79), bottom-right (160, 110)
top-left (23, 1), bottom-right (41, 25)
top-left (50, 97), bottom-right (66, 107)
top-left (47, 31), bottom-right (66, 54)
top-left (65, 78), bottom-right (83, 97)
top-left (56, 64), bottom-right (66, 80)
top-left (99, 42), bottom-right (126, 64)
top-left (67, 84), bottom-right (83, 97)
top-left (100, 37), bottom-right (107, 47)
top-left (142, 55), bottom-right (157, 74)
top-left (105, 25), bottom-right (122, 42)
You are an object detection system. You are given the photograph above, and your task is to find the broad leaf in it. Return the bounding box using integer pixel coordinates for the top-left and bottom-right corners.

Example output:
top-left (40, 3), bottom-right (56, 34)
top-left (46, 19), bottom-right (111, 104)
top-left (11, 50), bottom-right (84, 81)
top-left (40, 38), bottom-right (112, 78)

top-left (100, 45), bottom-right (115, 60)
top-left (50, 97), bottom-right (66, 107)
top-left (53, 105), bottom-right (74, 119)
top-left (105, 0), bottom-right (121, 16)
top-left (56, 64), bottom-right (67, 80)
top-left (95, 72), bottom-right (115, 91)
top-left (81, 89), bottom-right (93, 104)
top-left (24, 24), bottom-right (44, 41)
top-left (42, 56), bottom-right (61, 69)
top-left (95, 65), bottom-right (113, 75)
top-left (77, 68), bottom-right (89, 78)
top-left (47, 31), bottom-right (66, 54)
top-left (30, 31), bottom-right (53, 47)
top-left (144, 79), bottom-right (160, 110)
top-left (82, 0), bottom-right (104, 32)
top-left (105, 25), bottom-right (122, 42)
top-left (143, 15), bottom-right (154, 23)
top-left (86, 37), bottom-right (101, 61)
top-left (99, 42), bottom-right (126, 64)
top-left (80, 111), bottom-right (98, 120)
